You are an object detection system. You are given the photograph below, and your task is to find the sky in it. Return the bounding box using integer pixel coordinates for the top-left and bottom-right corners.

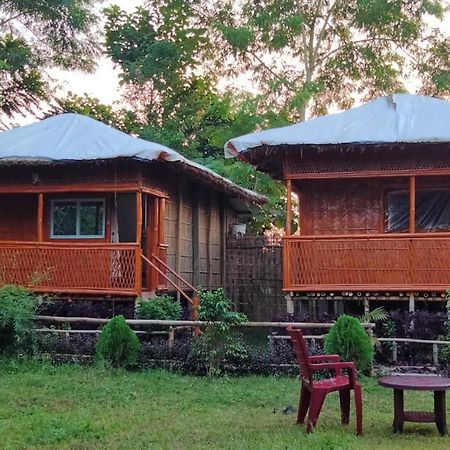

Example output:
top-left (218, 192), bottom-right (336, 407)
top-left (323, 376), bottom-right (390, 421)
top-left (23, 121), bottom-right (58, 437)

top-left (50, 0), bottom-right (144, 106)
top-left (34, 1), bottom-right (450, 120)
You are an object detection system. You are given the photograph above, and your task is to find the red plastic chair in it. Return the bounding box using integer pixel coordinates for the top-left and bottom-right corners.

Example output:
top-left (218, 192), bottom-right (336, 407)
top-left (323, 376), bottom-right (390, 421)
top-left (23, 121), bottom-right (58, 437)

top-left (287, 327), bottom-right (362, 435)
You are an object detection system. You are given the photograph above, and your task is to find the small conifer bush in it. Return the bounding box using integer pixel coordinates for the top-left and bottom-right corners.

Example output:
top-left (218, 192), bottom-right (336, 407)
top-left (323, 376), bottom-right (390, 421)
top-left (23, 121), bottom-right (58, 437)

top-left (95, 315), bottom-right (140, 369)
top-left (325, 314), bottom-right (374, 374)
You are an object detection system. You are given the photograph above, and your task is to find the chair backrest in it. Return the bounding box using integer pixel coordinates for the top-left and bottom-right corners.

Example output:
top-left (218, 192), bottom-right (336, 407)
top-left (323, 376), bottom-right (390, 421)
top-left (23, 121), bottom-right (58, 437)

top-left (287, 327), bottom-right (312, 382)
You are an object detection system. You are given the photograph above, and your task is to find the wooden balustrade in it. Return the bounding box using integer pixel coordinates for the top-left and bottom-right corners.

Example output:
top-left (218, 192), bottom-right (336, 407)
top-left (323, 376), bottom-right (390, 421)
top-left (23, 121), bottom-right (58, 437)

top-left (283, 233), bottom-right (450, 292)
top-left (0, 242), bottom-right (139, 295)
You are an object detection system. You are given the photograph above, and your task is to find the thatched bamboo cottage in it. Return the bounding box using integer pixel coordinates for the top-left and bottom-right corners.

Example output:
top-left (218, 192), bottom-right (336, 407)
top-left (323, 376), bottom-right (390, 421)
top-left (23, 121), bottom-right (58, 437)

top-left (0, 113), bottom-right (265, 304)
top-left (225, 94), bottom-right (450, 313)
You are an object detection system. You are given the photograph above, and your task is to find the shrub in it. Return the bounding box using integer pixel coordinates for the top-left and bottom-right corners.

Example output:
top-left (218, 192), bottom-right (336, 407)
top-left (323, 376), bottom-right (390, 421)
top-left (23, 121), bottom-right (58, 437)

top-left (0, 285), bottom-right (37, 354)
top-left (325, 314), bottom-right (374, 374)
top-left (192, 288), bottom-right (248, 376)
top-left (136, 295), bottom-right (182, 321)
top-left (95, 315), bottom-right (140, 369)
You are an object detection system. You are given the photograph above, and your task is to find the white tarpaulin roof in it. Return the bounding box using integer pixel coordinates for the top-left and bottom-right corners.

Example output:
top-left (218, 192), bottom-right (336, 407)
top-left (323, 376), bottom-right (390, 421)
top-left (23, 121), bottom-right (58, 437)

top-left (224, 94), bottom-right (450, 156)
top-left (0, 113), bottom-right (265, 202)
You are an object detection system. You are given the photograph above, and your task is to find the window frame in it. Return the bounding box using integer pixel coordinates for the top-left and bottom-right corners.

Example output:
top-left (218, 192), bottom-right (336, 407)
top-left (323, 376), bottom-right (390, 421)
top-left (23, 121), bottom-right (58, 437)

top-left (384, 187), bottom-right (450, 233)
top-left (50, 198), bottom-right (106, 239)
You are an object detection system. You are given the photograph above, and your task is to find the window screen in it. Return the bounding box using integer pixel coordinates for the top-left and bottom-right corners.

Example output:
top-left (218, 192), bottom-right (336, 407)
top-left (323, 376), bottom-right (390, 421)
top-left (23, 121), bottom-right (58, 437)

top-left (386, 189), bottom-right (450, 232)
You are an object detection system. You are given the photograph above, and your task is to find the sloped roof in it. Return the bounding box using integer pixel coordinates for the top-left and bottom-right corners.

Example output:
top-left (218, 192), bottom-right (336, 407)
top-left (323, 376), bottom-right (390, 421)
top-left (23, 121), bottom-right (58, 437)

top-left (0, 113), bottom-right (265, 203)
top-left (225, 94), bottom-right (450, 157)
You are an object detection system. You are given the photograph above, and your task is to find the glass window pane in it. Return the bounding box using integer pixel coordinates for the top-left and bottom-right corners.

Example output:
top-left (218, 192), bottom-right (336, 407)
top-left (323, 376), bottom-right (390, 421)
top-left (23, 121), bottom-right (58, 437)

top-left (80, 201), bottom-right (104, 236)
top-left (53, 201), bottom-right (77, 236)
top-left (416, 190), bottom-right (450, 231)
top-left (386, 191), bottom-right (409, 232)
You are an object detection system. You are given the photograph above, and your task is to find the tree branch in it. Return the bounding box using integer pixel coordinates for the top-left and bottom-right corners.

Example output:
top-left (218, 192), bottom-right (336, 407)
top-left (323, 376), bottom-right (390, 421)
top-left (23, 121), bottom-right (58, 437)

top-left (0, 12), bottom-right (25, 28)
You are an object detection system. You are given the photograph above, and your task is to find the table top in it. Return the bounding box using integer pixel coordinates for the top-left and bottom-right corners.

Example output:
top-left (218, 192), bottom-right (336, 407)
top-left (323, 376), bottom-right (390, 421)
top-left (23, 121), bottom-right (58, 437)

top-left (379, 376), bottom-right (450, 391)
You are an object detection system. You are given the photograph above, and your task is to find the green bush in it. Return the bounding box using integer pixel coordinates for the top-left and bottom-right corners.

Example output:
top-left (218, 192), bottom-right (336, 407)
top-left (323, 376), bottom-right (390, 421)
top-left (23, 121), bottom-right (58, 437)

top-left (95, 315), bottom-right (140, 369)
top-left (325, 314), bottom-right (374, 374)
top-left (192, 288), bottom-right (248, 376)
top-left (0, 285), bottom-right (37, 354)
top-left (136, 295), bottom-right (182, 321)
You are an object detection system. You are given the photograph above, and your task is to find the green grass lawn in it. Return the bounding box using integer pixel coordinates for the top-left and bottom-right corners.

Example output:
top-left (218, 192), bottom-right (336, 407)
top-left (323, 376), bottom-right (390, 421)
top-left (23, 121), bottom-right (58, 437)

top-left (0, 361), bottom-right (448, 449)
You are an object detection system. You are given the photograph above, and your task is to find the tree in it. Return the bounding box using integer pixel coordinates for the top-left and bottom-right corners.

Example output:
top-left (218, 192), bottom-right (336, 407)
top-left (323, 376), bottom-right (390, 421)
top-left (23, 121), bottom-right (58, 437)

top-left (103, 4), bottom-right (287, 232)
top-left (53, 92), bottom-right (141, 134)
top-left (133, 1), bottom-right (449, 121)
top-left (0, 0), bottom-right (101, 120)
top-left (216, 0), bottom-right (450, 120)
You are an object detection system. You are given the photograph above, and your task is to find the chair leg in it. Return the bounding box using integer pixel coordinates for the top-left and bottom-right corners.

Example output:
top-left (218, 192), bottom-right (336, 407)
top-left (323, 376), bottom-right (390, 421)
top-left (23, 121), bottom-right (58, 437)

top-left (354, 384), bottom-right (363, 436)
top-left (306, 390), bottom-right (327, 433)
top-left (339, 389), bottom-right (350, 424)
top-left (297, 384), bottom-right (310, 424)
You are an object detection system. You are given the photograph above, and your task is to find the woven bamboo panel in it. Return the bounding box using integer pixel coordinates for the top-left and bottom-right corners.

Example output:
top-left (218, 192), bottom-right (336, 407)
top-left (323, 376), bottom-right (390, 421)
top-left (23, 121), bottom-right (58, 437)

top-left (0, 244), bottom-right (137, 294)
top-left (287, 146), bottom-right (450, 176)
top-left (284, 235), bottom-right (450, 291)
top-left (226, 236), bottom-right (285, 321)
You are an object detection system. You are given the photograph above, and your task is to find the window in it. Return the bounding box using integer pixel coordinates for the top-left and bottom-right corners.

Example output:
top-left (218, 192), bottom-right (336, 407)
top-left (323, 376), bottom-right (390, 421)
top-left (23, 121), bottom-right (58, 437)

top-left (386, 189), bottom-right (450, 232)
top-left (51, 199), bottom-right (105, 238)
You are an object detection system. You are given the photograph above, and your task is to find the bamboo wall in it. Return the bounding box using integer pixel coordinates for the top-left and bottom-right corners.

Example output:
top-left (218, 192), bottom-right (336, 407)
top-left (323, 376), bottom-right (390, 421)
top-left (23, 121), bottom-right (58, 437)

top-left (0, 194), bottom-right (37, 241)
top-left (163, 179), bottom-right (233, 291)
top-left (226, 236), bottom-right (285, 321)
top-left (298, 177), bottom-right (450, 235)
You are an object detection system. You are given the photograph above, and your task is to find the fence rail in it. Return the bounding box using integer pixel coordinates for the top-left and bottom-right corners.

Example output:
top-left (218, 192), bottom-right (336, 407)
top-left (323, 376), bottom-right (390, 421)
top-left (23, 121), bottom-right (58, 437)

top-left (34, 316), bottom-right (450, 366)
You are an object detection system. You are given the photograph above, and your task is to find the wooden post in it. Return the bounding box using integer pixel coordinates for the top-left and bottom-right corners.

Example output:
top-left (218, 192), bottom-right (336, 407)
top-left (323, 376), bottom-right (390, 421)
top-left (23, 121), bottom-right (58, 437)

top-left (433, 343), bottom-right (439, 366)
top-left (168, 326), bottom-right (175, 350)
top-left (409, 176), bottom-right (416, 234)
top-left (192, 189), bottom-right (201, 287)
top-left (37, 193), bottom-right (43, 242)
top-left (136, 190), bottom-right (143, 245)
top-left (286, 179), bottom-right (292, 236)
top-left (207, 196), bottom-right (212, 289)
top-left (175, 186), bottom-right (183, 301)
top-left (158, 198), bottom-right (165, 247)
top-left (135, 191), bottom-right (143, 296)
top-left (409, 292), bottom-right (415, 312)
top-left (150, 198), bottom-right (160, 291)
top-left (392, 342), bottom-right (398, 363)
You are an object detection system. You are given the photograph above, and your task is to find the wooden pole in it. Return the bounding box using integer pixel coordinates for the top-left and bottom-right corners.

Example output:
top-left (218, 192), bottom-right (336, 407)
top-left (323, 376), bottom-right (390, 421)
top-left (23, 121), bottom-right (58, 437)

top-left (135, 191), bottom-right (143, 296)
top-left (136, 191), bottom-right (143, 245)
top-left (37, 193), bottom-right (44, 242)
top-left (286, 179), bottom-right (292, 236)
top-left (409, 176), bottom-right (416, 234)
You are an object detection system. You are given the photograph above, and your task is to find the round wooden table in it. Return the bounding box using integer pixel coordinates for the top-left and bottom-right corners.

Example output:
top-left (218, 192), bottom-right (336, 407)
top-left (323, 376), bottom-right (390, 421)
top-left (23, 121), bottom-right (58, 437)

top-left (378, 376), bottom-right (450, 436)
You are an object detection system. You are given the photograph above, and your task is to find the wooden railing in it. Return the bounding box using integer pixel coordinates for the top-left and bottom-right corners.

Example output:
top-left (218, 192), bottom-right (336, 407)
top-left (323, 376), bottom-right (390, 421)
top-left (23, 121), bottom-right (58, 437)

top-left (141, 254), bottom-right (199, 328)
top-left (283, 233), bottom-right (450, 292)
top-left (0, 242), bottom-right (140, 295)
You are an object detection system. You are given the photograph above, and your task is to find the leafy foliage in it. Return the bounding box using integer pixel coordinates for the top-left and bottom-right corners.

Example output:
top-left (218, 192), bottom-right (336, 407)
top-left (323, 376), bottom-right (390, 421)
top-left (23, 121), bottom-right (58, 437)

top-left (0, 285), bottom-right (36, 354)
top-left (95, 315), bottom-right (140, 369)
top-left (136, 295), bottom-right (182, 321)
top-left (215, 0), bottom-right (450, 119)
top-left (0, 0), bottom-right (100, 122)
top-left (192, 288), bottom-right (247, 376)
top-left (325, 314), bottom-right (374, 374)
top-left (359, 306), bottom-right (389, 324)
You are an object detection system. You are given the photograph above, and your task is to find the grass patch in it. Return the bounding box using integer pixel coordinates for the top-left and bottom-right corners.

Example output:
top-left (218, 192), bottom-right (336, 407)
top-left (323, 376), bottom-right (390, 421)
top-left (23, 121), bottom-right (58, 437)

top-left (0, 360), bottom-right (448, 449)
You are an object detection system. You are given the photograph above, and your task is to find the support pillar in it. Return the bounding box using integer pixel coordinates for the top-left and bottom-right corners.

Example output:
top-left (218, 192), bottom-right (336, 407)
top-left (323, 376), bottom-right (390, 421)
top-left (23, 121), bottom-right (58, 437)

top-left (37, 193), bottom-right (43, 242)
top-left (286, 293), bottom-right (294, 320)
top-left (409, 292), bottom-right (415, 312)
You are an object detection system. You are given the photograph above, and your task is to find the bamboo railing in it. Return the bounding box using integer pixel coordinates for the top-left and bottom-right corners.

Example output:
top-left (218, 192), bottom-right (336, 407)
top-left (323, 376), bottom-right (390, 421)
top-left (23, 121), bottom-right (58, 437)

top-left (283, 233), bottom-right (450, 292)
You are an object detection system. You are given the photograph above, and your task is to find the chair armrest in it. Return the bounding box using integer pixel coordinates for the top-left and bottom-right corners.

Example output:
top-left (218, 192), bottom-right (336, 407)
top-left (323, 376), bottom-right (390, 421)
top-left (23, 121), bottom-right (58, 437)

top-left (310, 361), bottom-right (356, 384)
top-left (309, 355), bottom-right (341, 363)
